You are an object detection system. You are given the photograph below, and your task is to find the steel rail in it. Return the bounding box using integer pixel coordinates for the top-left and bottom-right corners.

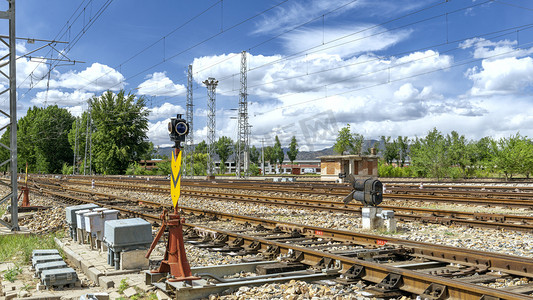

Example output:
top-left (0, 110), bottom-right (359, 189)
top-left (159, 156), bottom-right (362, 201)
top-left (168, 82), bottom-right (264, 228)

top-left (48, 179), bottom-right (533, 232)
top-left (36, 185), bottom-right (533, 299)
top-left (35, 183), bottom-right (533, 279)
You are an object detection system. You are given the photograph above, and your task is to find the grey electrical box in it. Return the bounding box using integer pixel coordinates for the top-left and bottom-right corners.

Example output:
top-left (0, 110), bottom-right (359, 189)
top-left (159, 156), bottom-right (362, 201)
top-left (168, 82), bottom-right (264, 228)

top-left (41, 267), bottom-right (77, 288)
top-left (104, 218), bottom-right (152, 251)
top-left (66, 204), bottom-right (99, 225)
top-left (32, 254), bottom-right (64, 268)
top-left (35, 261), bottom-right (67, 277)
top-left (32, 249), bottom-right (59, 257)
top-left (66, 204), bottom-right (99, 240)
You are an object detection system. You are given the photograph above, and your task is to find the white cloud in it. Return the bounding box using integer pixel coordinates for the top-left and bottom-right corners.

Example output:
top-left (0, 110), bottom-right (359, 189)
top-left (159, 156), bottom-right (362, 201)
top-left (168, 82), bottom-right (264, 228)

top-left (148, 102), bottom-right (186, 121)
top-left (30, 90), bottom-right (94, 106)
top-left (137, 72), bottom-right (186, 97)
top-left (67, 105), bottom-right (85, 117)
top-left (253, 0), bottom-right (362, 35)
top-left (467, 56), bottom-right (533, 96)
top-left (50, 63), bottom-right (125, 92)
top-left (282, 25), bottom-right (411, 58)
top-left (459, 38), bottom-right (533, 60)
top-left (148, 119), bottom-right (171, 146)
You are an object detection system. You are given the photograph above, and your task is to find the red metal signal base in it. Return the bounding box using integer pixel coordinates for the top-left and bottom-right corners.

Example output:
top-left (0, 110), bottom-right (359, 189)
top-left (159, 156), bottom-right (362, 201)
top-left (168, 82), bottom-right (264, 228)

top-left (146, 210), bottom-right (200, 282)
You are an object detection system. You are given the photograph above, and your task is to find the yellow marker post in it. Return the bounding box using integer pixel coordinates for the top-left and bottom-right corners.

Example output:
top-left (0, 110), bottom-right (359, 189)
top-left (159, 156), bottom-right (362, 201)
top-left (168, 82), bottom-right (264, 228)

top-left (170, 149), bottom-right (182, 208)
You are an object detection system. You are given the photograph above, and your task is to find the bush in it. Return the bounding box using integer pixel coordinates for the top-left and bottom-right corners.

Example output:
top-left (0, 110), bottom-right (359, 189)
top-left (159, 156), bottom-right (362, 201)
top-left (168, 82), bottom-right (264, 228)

top-left (378, 161), bottom-right (413, 177)
top-left (61, 163), bottom-right (73, 175)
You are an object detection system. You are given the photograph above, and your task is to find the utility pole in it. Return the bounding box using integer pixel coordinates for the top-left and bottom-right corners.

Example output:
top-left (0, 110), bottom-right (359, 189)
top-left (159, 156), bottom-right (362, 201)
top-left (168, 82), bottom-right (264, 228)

top-left (185, 65), bottom-right (194, 178)
top-left (73, 118), bottom-right (79, 175)
top-left (0, 0), bottom-right (18, 231)
top-left (236, 51), bottom-right (249, 178)
top-left (203, 77), bottom-right (218, 177)
top-left (261, 138), bottom-right (265, 176)
top-left (83, 110), bottom-right (90, 175)
top-left (89, 114), bottom-right (93, 175)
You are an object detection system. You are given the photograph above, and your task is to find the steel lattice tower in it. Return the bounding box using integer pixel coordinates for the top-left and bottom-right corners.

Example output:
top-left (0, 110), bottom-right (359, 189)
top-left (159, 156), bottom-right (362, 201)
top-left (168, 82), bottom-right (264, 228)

top-left (184, 65), bottom-right (194, 178)
top-left (236, 51), bottom-right (249, 178)
top-left (0, 0), bottom-right (18, 231)
top-left (203, 77), bottom-right (218, 176)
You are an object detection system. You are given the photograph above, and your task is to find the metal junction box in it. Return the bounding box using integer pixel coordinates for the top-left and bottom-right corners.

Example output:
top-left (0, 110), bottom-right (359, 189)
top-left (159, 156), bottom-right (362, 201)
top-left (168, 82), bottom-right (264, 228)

top-left (35, 261), bottom-right (67, 277)
top-left (65, 204), bottom-right (99, 240)
top-left (66, 204), bottom-right (99, 225)
top-left (104, 218), bottom-right (152, 270)
top-left (85, 209), bottom-right (119, 240)
top-left (104, 218), bottom-right (152, 250)
top-left (41, 267), bottom-right (77, 288)
top-left (32, 249), bottom-right (59, 257)
top-left (32, 254), bottom-right (63, 268)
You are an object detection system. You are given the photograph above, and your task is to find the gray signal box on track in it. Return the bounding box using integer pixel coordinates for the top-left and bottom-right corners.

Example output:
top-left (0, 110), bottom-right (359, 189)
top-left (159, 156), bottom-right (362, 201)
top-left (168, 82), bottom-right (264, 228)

top-left (65, 204), bottom-right (99, 240)
top-left (104, 218), bottom-right (152, 270)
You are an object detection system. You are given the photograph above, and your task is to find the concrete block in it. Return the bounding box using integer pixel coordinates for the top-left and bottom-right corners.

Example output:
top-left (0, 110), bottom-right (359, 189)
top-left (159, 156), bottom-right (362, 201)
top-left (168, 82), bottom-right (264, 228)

top-left (87, 267), bottom-right (103, 284)
top-left (361, 207), bottom-right (383, 230)
top-left (120, 249), bottom-right (149, 270)
top-left (123, 287), bottom-right (138, 298)
top-left (62, 247), bottom-right (83, 270)
top-left (156, 290), bottom-right (170, 300)
top-left (108, 291), bottom-right (121, 300)
top-left (98, 276), bottom-right (115, 289)
top-left (4, 291), bottom-right (16, 300)
top-left (80, 259), bottom-right (94, 276)
top-left (80, 293), bottom-right (109, 300)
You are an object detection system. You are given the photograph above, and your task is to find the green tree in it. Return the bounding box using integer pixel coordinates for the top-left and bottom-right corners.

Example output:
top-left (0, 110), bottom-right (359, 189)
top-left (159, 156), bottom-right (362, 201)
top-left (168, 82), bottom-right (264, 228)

top-left (273, 136), bottom-right (284, 173)
top-left (287, 136), bottom-right (299, 165)
top-left (349, 133), bottom-right (364, 155)
top-left (334, 125), bottom-right (352, 155)
top-left (0, 129), bottom-right (10, 172)
top-left (26, 106), bottom-right (75, 173)
top-left (334, 125), bottom-right (364, 155)
top-left (446, 131), bottom-right (472, 178)
top-left (195, 140), bottom-right (207, 153)
top-left (471, 136), bottom-right (494, 171)
top-left (491, 133), bottom-right (532, 180)
top-left (90, 90), bottom-right (150, 174)
top-left (381, 136), bottom-right (399, 165)
top-left (68, 111), bottom-right (94, 173)
top-left (193, 152), bottom-right (208, 175)
top-left (249, 145), bottom-right (260, 165)
top-left (215, 136), bottom-right (233, 174)
top-left (264, 146), bottom-right (275, 173)
top-left (155, 160), bottom-right (171, 175)
top-left (409, 128), bottom-right (449, 180)
top-left (396, 136), bottom-right (409, 167)
top-left (249, 163), bottom-right (261, 176)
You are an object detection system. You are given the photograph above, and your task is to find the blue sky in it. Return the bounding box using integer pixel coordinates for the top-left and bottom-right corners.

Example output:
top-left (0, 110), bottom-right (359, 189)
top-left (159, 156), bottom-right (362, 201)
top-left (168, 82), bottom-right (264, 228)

top-left (2, 0), bottom-right (533, 150)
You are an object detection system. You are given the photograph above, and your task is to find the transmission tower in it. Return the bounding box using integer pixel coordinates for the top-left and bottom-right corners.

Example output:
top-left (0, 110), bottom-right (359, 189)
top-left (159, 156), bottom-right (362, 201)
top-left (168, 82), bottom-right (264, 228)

top-left (0, 0), bottom-right (18, 231)
top-left (184, 65), bottom-right (194, 178)
top-left (203, 77), bottom-right (218, 177)
top-left (236, 51), bottom-right (250, 178)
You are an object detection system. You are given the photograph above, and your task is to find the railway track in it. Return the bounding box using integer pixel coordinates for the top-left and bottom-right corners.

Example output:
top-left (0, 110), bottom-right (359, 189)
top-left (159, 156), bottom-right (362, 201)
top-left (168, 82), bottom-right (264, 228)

top-left (39, 178), bottom-right (533, 232)
top-left (29, 180), bottom-right (533, 299)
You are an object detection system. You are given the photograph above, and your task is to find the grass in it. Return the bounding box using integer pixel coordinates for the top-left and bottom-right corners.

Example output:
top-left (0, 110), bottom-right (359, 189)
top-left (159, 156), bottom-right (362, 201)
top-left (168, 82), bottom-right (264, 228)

top-left (0, 203), bottom-right (6, 218)
top-left (0, 231), bottom-right (64, 265)
top-left (3, 265), bottom-right (22, 282)
top-left (118, 278), bottom-right (129, 293)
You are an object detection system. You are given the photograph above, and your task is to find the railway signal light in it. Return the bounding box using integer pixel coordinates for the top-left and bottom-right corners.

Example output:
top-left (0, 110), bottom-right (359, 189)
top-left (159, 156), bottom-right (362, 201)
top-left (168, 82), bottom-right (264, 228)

top-left (168, 114), bottom-right (189, 144)
top-left (343, 177), bottom-right (383, 207)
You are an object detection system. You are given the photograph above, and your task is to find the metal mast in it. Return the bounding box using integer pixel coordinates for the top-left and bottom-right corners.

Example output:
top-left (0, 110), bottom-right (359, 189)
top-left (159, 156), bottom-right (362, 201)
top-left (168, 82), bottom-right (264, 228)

top-left (185, 65), bottom-right (194, 178)
top-left (236, 51), bottom-right (249, 178)
top-left (203, 77), bottom-right (218, 177)
top-left (0, 0), bottom-right (18, 231)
